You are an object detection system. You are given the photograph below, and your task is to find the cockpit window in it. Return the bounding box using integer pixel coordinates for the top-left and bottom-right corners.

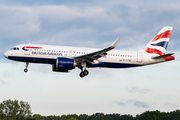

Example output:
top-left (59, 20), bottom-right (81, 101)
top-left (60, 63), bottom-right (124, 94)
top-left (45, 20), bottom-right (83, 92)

top-left (11, 47), bottom-right (19, 50)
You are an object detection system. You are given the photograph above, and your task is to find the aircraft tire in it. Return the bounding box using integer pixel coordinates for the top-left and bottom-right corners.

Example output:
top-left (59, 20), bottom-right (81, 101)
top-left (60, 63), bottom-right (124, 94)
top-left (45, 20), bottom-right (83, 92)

top-left (80, 72), bottom-right (85, 78)
top-left (84, 70), bottom-right (89, 76)
top-left (24, 68), bottom-right (28, 72)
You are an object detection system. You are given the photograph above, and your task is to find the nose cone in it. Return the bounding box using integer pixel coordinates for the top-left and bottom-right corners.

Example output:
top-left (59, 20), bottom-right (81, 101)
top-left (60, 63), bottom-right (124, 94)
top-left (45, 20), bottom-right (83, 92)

top-left (4, 51), bottom-right (9, 58)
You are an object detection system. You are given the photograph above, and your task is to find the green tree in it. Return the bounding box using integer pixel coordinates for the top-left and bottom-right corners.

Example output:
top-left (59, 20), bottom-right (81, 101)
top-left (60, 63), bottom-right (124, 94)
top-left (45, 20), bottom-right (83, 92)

top-left (89, 113), bottom-right (105, 120)
top-left (67, 118), bottom-right (78, 120)
top-left (66, 114), bottom-right (78, 120)
top-left (168, 110), bottom-right (180, 120)
top-left (0, 99), bottom-right (32, 120)
top-left (78, 114), bottom-right (88, 120)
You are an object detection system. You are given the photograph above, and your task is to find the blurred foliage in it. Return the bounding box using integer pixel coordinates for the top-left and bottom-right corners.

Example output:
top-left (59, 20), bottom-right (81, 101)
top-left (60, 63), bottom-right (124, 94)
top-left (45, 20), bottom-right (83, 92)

top-left (1, 99), bottom-right (180, 120)
top-left (0, 99), bottom-right (32, 120)
top-left (25, 110), bottom-right (180, 120)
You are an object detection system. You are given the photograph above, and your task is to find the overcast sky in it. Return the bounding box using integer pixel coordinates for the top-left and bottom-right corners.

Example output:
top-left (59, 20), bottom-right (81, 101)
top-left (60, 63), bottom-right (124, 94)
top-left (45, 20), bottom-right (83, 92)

top-left (0, 0), bottom-right (180, 116)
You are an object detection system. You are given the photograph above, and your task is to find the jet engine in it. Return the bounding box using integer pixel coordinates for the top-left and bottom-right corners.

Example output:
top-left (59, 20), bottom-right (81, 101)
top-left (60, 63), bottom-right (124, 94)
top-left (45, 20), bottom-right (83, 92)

top-left (52, 57), bottom-right (75, 72)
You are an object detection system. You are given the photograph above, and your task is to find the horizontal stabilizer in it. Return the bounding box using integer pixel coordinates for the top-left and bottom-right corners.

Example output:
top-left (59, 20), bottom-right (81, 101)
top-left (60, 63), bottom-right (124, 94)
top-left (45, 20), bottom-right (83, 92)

top-left (152, 53), bottom-right (174, 60)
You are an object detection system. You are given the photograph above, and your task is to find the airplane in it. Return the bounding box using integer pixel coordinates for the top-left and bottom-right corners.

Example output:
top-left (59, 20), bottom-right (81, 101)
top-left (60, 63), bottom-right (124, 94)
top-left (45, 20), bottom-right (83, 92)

top-left (4, 26), bottom-right (175, 78)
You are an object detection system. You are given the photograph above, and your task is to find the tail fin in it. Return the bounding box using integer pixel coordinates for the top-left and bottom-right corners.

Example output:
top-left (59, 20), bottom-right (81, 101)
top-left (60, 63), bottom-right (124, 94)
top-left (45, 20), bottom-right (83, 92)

top-left (143, 26), bottom-right (173, 55)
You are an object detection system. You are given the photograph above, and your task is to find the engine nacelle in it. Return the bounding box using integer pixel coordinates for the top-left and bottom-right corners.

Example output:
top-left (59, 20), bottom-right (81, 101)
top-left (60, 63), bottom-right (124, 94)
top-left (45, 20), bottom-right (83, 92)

top-left (56, 57), bottom-right (74, 69)
top-left (52, 57), bottom-right (75, 72)
top-left (52, 64), bottom-right (69, 72)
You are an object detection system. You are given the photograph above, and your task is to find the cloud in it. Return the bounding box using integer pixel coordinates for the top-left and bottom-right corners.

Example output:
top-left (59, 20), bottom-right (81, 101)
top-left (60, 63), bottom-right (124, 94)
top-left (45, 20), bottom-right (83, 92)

top-left (1, 1), bottom-right (180, 55)
top-left (164, 102), bottom-right (178, 108)
top-left (0, 5), bottom-right (120, 49)
top-left (0, 6), bottom-right (40, 35)
top-left (126, 86), bottom-right (152, 94)
top-left (117, 102), bottom-right (126, 106)
top-left (133, 100), bottom-right (150, 108)
top-left (116, 100), bottom-right (150, 109)
top-left (0, 80), bottom-right (6, 85)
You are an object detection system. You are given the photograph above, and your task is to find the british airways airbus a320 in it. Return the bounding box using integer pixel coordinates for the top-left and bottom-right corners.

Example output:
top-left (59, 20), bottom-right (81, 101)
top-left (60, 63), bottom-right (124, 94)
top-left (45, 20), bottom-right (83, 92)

top-left (4, 26), bottom-right (175, 78)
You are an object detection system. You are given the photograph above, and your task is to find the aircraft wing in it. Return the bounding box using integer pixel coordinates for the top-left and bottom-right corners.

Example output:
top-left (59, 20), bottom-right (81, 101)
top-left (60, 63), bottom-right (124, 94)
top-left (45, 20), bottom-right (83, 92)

top-left (74, 37), bottom-right (120, 64)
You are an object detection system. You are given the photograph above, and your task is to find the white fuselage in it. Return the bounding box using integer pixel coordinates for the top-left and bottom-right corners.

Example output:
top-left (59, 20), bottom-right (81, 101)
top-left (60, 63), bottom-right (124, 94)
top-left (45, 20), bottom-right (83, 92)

top-left (4, 44), bottom-right (164, 68)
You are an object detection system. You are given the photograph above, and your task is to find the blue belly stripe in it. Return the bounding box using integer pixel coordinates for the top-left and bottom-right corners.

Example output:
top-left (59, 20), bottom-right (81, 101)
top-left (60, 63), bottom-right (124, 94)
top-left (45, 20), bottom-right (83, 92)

top-left (8, 56), bottom-right (141, 68)
top-left (89, 62), bottom-right (140, 68)
top-left (8, 56), bottom-right (56, 64)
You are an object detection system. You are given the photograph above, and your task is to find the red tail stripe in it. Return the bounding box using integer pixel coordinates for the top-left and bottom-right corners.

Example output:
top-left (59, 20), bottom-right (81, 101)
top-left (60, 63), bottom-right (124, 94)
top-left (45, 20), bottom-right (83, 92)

top-left (23, 46), bottom-right (42, 49)
top-left (144, 47), bottom-right (165, 55)
top-left (152, 30), bottom-right (172, 42)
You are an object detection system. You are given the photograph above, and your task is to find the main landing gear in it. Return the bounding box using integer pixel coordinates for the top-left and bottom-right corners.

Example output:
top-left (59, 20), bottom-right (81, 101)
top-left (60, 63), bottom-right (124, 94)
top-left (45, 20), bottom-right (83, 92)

top-left (80, 69), bottom-right (89, 78)
top-left (79, 62), bottom-right (89, 78)
top-left (24, 62), bottom-right (29, 73)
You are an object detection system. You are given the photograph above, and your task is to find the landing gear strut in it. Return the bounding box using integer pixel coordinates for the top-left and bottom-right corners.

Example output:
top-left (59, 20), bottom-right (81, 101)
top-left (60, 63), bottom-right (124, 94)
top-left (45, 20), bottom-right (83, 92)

top-left (24, 62), bottom-right (29, 73)
top-left (79, 62), bottom-right (89, 78)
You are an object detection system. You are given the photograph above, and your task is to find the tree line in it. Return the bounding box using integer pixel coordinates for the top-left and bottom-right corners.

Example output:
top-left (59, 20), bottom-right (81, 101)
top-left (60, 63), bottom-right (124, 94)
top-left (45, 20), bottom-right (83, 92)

top-left (1, 99), bottom-right (180, 120)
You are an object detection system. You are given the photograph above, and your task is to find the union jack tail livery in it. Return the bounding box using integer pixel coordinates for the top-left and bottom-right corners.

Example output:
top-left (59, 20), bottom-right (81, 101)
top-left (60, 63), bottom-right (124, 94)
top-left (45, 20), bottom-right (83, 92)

top-left (144, 26), bottom-right (173, 55)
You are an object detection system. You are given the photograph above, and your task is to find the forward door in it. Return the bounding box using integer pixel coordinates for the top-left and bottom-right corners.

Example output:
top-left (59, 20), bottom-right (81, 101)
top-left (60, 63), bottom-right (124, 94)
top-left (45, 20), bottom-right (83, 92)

top-left (24, 46), bottom-right (30, 55)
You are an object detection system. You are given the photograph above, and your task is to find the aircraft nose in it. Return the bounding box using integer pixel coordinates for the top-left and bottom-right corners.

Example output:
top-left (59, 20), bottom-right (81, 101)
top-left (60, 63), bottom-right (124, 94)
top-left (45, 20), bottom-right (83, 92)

top-left (4, 51), bottom-right (9, 58)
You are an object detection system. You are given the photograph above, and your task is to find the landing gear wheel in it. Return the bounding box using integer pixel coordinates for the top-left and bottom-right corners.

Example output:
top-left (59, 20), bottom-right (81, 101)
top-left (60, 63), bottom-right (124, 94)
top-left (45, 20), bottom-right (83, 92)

top-left (80, 72), bottom-right (85, 78)
top-left (24, 68), bottom-right (28, 72)
top-left (84, 70), bottom-right (89, 76)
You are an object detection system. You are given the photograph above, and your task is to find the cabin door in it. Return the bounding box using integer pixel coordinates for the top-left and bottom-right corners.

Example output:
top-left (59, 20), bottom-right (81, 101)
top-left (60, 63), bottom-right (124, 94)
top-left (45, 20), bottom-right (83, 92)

top-left (137, 52), bottom-right (142, 63)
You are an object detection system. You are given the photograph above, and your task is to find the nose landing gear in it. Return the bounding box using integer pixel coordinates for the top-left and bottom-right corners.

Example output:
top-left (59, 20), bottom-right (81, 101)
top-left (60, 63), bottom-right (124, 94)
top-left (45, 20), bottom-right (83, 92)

top-left (24, 62), bottom-right (29, 73)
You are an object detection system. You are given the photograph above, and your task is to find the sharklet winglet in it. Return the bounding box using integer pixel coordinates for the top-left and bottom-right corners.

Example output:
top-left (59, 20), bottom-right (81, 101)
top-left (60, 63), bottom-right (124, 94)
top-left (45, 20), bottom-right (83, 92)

top-left (111, 37), bottom-right (120, 48)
